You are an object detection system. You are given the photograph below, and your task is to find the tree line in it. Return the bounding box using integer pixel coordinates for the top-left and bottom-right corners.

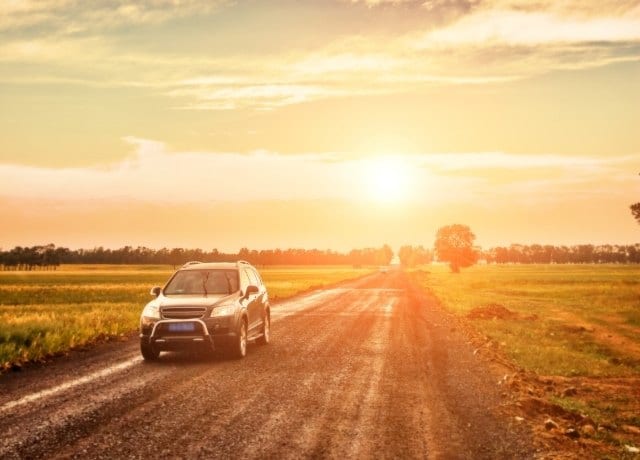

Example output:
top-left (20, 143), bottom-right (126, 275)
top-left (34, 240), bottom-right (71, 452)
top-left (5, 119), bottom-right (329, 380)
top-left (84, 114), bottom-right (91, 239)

top-left (2, 241), bottom-right (640, 271)
top-left (0, 244), bottom-right (394, 270)
top-left (481, 244), bottom-right (640, 264)
top-left (398, 242), bottom-right (640, 267)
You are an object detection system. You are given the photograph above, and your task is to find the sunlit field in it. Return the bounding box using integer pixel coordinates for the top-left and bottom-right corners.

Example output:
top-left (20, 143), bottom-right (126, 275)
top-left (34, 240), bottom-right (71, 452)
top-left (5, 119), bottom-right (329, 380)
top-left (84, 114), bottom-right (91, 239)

top-left (412, 264), bottom-right (640, 378)
top-left (0, 265), bottom-right (373, 370)
top-left (412, 264), bottom-right (640, 436)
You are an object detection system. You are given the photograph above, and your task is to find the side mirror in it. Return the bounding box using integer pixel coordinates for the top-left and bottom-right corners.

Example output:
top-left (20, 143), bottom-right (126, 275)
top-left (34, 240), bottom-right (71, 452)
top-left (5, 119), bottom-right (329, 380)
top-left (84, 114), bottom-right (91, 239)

top-left (150, 286), bottom-right (162, 297)
top-left (245, 285), bottom-right (259, 296)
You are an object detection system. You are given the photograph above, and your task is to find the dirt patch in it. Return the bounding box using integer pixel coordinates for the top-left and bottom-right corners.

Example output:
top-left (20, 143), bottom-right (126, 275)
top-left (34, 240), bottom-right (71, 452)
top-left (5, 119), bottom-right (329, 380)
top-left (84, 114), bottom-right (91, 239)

top-left (500, 371), bottom-right (640, 459)
top-left (552, 310), bottom-right (640, 368)
top-left (487, 361), bottom-right (640, 458)
top-left (467, 303), bottom-right (521, 320)
top-left (559, 324), bottom-right (593, 334)
top-left (516, 396), bottom-right (575, 419)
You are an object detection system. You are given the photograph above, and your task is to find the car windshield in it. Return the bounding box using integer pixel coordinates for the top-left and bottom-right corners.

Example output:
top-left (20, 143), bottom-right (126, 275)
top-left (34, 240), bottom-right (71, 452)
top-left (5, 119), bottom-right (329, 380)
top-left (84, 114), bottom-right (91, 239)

top-left (164, 269), bottom-right (239, 296)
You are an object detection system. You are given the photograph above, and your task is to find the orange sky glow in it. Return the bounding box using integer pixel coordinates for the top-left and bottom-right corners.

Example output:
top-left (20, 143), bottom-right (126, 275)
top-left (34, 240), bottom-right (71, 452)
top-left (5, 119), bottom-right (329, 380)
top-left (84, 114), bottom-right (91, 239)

top-left (1, 0), bottom-right (639, 252)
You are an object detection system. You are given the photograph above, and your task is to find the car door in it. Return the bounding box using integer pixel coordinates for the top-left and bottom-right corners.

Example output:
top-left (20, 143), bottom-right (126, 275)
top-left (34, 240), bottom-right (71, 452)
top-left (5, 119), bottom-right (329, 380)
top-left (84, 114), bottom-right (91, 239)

top-left (243, 268), bottom-right (261, 333)
top-left (238, 268), bottom-right (253, 323)
top-left (251, 268), bottom-right (268, 312)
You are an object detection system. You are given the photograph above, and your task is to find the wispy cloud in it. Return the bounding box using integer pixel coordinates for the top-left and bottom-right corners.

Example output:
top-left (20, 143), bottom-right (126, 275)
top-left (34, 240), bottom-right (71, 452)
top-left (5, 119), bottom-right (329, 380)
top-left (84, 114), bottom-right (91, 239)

top-left (167, 84), bottom-right (351, 111)
top-left (344, 0), bottom-right (425, 5)
top-left (1, 0), bottom-right (639, 111)
top-left (0, 0), bottom-right (230, 33)
top-left (0, 138), bottom-right (636, 206)
top-left (417, 152), bottom-right (636, 171)
top-left (419, 9), bottom-right (640, 46)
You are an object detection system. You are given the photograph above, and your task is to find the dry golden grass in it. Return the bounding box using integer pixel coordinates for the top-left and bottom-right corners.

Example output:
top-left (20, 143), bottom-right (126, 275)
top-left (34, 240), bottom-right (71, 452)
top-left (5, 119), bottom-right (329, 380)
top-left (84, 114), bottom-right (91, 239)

top-left (411, 264), bottom-right (640, 377)
top-left (411, 264), bottom-right (640, 454)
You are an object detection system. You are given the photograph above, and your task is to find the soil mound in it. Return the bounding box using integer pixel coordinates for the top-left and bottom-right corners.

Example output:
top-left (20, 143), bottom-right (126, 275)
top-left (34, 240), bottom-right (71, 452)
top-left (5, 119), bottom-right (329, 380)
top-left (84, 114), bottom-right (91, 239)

top-left (517, 397), bottom-right (579, 420)
top-left (467, 304), bottom-right (518, 320)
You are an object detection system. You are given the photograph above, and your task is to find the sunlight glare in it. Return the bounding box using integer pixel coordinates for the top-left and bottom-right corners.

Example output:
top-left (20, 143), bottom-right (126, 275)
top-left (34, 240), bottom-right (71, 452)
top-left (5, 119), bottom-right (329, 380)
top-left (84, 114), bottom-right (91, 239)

top-left (363, 156), bottom-right (413, 203)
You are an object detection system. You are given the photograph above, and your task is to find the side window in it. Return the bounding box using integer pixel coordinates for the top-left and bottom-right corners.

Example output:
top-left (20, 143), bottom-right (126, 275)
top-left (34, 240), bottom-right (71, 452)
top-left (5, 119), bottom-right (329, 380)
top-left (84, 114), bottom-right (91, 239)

top-left (251, 268), bottom-right (263, 286)
top-left (245, 268), bottom-right (259, 286)
top-left (239, 269), bottom-right (252, 291)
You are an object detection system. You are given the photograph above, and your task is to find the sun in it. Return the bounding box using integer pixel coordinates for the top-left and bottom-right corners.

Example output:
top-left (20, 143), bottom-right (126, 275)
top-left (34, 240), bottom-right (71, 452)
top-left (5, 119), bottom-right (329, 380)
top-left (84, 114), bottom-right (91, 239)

top-left (363, 156), bottom-right (412, 203)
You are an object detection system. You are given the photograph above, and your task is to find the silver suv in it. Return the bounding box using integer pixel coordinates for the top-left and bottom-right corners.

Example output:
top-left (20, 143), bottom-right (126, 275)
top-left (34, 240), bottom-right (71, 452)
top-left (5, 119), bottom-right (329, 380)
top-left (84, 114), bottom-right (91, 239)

top-left (139, 261), bottom-right (270, 360)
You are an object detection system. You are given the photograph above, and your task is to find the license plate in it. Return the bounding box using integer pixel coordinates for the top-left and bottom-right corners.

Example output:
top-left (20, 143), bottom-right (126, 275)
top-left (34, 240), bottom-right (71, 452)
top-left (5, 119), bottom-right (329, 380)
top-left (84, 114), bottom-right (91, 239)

top-left (168, 322), bottom-right (195, 332)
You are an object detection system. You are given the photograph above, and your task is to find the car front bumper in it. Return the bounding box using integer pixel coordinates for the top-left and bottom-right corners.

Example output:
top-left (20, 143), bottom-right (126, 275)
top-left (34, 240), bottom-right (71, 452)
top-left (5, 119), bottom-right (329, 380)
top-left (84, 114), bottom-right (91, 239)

top-left (140, 316), bottom-right (238, 351)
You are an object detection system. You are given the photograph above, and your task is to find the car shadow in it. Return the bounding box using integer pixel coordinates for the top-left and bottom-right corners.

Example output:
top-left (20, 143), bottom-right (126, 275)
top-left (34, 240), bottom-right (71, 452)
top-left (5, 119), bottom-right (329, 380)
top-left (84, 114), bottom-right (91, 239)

top-left (143, 343), bottom-right (261, 365)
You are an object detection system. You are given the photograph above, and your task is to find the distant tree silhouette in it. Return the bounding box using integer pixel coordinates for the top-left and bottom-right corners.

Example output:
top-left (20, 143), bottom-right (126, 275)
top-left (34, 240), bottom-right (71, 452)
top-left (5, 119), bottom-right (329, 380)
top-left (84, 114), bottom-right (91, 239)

top-left (631, 203), bottom-right (640, 225)
top-left (434, 224), bottom-right (478, 273)
top-left (5, 242), bottom-right (640, 270)
top-left (481, 243), bottom-right (640, 264)
top-left (0, 244), bottom-right (396, 270)
top-left (379, 244), bottom-right (394, 265)
top-left (398, 245), bottom-right (432, 267)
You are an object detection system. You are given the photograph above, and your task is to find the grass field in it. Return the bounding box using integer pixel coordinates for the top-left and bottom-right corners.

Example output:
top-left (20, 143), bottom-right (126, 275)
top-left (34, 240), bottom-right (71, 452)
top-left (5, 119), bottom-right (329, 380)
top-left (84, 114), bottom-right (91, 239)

top-left (0, 265), bottom-right (372, 370)
top-left (412, 264), bottom-right (640, 377)
top-left (410, 264), bottom-right (640, 442)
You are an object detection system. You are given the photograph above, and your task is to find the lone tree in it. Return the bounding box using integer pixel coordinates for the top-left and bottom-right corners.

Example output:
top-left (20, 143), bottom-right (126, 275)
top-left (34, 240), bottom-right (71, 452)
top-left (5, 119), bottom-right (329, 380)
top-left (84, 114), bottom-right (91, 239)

top-left (434, 224), bottom-right (478, 273)
top-left (631, 203), bottom-right (640, 225)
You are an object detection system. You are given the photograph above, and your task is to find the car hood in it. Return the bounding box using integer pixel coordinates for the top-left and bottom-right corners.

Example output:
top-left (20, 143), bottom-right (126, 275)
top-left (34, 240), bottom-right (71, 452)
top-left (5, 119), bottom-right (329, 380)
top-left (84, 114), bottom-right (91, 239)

top-left (157, 293), bottom-right (234, 308)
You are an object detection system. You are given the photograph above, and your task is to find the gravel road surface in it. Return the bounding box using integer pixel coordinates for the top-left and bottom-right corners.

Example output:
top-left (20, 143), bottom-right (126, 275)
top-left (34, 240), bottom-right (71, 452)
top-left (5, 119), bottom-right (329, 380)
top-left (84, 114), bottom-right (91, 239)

top-left (0, 271), bottom-right (536, 459)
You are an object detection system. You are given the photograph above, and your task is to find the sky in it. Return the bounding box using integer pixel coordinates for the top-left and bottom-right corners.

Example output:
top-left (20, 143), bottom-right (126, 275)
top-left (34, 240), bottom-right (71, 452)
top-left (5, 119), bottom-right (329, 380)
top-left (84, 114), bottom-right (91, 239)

top-left (1, 0), bottom-right (639, 252)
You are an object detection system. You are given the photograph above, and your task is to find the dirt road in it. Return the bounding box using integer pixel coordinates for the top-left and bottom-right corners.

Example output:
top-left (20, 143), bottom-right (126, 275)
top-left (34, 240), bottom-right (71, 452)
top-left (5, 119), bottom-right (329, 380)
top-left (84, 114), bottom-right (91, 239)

top-left (0, 271), bottom-right (537, 459)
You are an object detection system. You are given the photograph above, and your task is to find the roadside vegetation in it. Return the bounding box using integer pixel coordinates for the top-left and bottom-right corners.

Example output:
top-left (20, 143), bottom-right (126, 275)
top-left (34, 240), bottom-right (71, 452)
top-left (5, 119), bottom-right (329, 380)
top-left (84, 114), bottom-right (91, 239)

top-left (412, 264), bottom-right (640, 377)
top-left (0, 265), bottom-right (373, 371)
top-left (411, 264), bottom-right (640, 454)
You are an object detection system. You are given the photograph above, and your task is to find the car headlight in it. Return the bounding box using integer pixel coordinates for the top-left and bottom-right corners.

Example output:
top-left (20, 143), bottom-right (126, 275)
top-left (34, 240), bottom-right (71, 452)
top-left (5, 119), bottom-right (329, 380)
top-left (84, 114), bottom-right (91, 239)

top-left (210, 304), bottom-right (235, 317)
top-left (142, 303), bottom-right (160, 319)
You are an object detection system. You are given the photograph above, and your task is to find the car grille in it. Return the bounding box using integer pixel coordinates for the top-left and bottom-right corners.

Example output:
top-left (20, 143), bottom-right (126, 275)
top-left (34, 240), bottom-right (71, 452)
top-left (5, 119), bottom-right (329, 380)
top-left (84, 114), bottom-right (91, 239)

top-left (161, 307), bottom-right (207, 319)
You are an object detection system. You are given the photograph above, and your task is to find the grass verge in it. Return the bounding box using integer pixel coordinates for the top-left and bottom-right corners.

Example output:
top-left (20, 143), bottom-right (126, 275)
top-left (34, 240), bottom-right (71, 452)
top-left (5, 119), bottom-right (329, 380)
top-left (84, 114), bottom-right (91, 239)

top-left (410, 264), bottom-right (640, 378)
top-left (409, 264), bottom-right (640, 456)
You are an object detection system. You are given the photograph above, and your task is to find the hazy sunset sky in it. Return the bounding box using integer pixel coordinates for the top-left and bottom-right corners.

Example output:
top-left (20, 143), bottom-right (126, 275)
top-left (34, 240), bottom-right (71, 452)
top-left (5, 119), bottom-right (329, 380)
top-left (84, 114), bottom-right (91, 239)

top-left (1, 0), bottom-right (639, 251)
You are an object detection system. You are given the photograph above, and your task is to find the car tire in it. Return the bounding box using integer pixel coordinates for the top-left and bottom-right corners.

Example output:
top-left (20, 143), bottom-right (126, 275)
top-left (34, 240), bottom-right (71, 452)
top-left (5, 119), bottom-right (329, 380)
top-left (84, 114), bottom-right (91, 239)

top-left (230, 319), bottom-right (248, 359)
top-left (140, 339), bottom-right (160, 361)
top-left (256, 313), bottom-right (270, 345)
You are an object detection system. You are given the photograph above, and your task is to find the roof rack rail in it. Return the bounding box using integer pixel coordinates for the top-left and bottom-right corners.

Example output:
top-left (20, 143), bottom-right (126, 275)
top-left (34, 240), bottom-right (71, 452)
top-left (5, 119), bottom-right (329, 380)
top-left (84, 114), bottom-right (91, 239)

top-left (182, 261), bottom-right (203, 267)
top-left (237, 260), bottom-right (251, 266)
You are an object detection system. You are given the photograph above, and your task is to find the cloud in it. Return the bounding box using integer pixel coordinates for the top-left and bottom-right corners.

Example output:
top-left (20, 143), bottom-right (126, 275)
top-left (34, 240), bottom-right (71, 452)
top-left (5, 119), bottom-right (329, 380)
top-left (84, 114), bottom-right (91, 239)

top-left (167, 84), bottom-right (351, 111)
top-left (0, 0), bottom-right (230, 33)
top-left (343, 0), bottom-right (477, 8)
top-left (1, 0), bottom-right (639, 111)
top-left (420, 9), bottom-right (640, 46)
top-left (0, 138), bottom-right (358, 203)
top-left (417, 152), bottom-right (635, 171)
top-left (0, 138), bottom-right (637, 207)
top-left (345, 0), bottom-right (423, 5)
top-left (484, 1), bottom-right (640, 18)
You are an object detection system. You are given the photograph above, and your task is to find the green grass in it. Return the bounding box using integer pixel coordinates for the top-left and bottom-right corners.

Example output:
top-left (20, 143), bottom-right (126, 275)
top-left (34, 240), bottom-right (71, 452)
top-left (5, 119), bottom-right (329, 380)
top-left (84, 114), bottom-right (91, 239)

top-left (410, 264), bottom-right (640, 377)
top-left (0, 265), bottom-right (372, 370)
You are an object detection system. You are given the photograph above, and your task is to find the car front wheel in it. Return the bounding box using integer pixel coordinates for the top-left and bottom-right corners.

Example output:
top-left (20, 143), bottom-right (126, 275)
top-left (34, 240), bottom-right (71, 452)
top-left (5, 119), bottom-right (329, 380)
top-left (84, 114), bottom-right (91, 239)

top-left (140, 339), bottom-right (160, 361)
top-left (230, 319), bottom-right (247, 359)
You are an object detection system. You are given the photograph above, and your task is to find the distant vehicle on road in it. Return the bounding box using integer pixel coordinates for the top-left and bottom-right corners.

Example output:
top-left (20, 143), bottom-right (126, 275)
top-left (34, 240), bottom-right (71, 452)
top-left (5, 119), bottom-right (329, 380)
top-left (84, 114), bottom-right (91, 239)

top-left (139, 261), bottom-right (270, 360)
